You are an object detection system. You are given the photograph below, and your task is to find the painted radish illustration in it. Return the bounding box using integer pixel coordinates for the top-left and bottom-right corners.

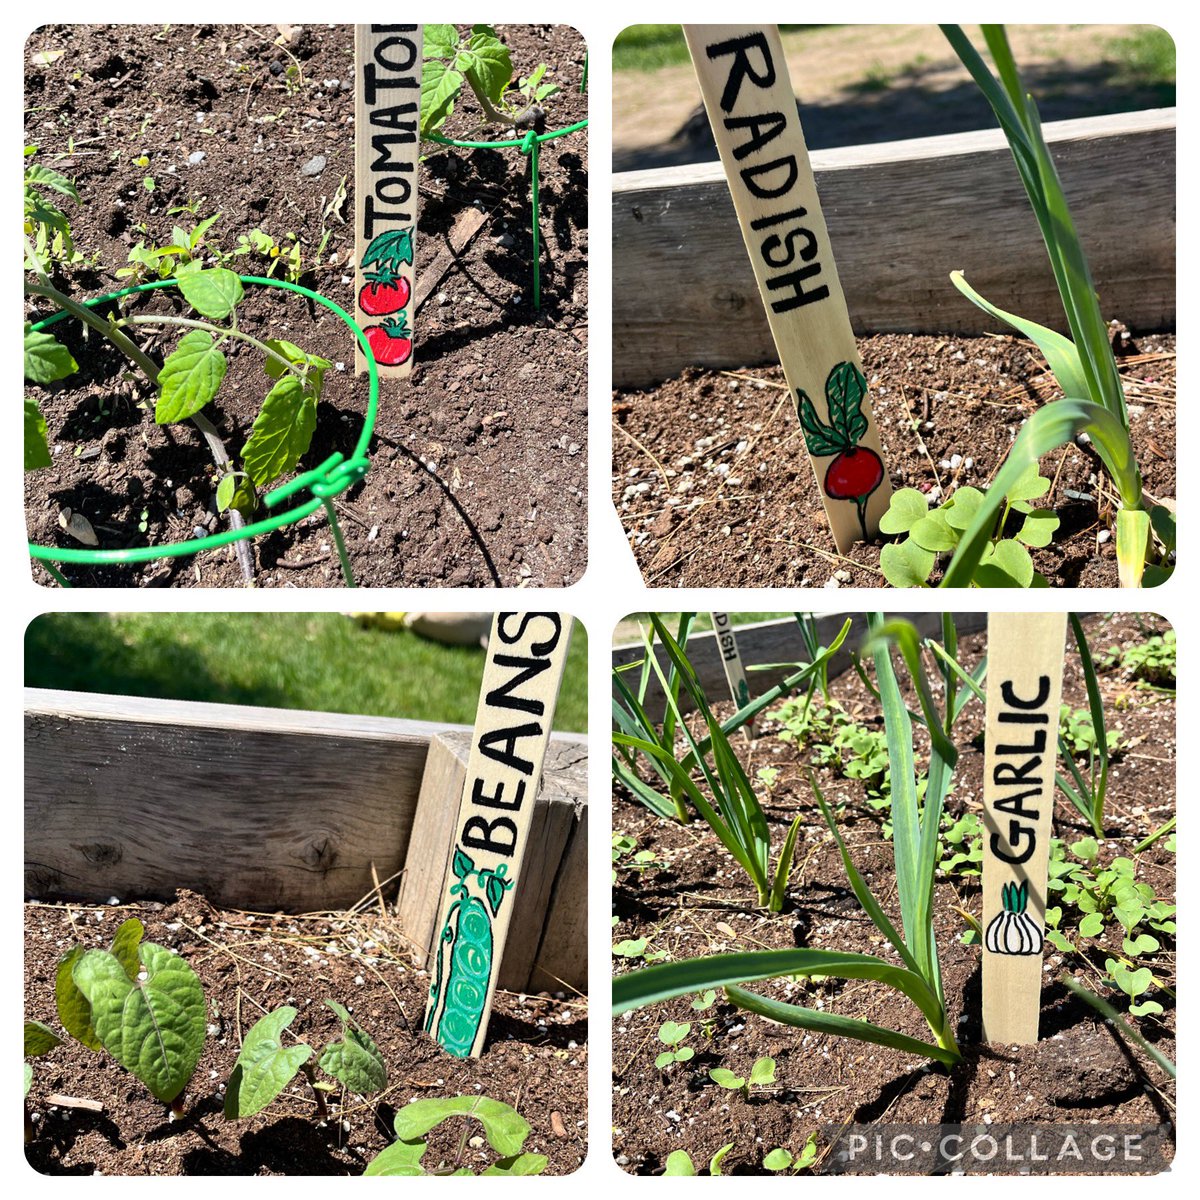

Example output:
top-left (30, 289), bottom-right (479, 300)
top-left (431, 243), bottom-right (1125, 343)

top-left (425, 849), bottom-right (512, 1056)
top-left (984, 880), bottom-right (1043, 956)
top-left (796, 361), bottom-right (885, 541)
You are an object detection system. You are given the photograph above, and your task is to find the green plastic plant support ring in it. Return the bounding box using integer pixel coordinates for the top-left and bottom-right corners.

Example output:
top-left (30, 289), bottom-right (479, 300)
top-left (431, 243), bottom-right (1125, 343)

top-left (26, 274), bottom-right (380, 575)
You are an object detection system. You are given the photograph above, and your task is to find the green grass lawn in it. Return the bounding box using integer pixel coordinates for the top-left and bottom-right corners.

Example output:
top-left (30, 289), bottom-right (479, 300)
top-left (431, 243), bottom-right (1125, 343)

top-left (614, 612), bottom-right (793, 646)
top-left (613, 24), bottom-right (828, 71)
top-left (25, 613), bottom-right (587, 732)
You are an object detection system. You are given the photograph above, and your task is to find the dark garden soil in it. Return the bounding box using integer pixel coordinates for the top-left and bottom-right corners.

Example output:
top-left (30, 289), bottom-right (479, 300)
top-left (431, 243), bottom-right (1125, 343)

top-left (24, 23), bottom-right (587, 588)
top-left (612, 613), bottom-right (1176, 1175)
top-left (612, 334), bottom-right (1175, 588)
top-left (25, 890), bottom-right (587, 1175)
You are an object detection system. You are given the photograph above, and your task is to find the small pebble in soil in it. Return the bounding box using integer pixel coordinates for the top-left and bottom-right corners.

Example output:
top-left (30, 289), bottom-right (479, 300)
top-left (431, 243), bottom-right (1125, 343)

top-left (1098, 530), bottom-right (1111, 543)
top-left (187, 151), bottom-right (205, 164)
top-left (300, 155), bottom-right (327, 176)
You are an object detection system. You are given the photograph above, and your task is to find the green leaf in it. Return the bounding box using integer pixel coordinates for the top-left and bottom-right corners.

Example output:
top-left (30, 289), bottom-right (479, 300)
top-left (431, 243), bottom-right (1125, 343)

top-left (1079, 912), bottom-right (1104, 938)
top-left (24, 1063), bottom-right (33, 1097)
top-left (110, 918), bottom-right (145, 980)
top-left (241, 376), bottom-right (317, 487)
top-left (709, 1067), bottom-right (744, 1089)
top-left (1123, 933), bottom-right (1159, 956)
top-left (709, 1144), bottom-right (734, 1176)
top-left (24, 397), bottom-right (52, 470)
top-left (225, 1006), bottom-right (313, 1118)
top-left (72, 943), bottom-right (205, 1103)
top-left (216, 473), bottom-right (257, 519)
top-left (879, 539), bottom-right (935, 587)
top-left (1072, 837), bottom-right (1099, 863)
top-left (263, 339), bottom-right (331, 395)
top-left (950, 271), bottom-right (1090, 400)
top-left (943, 486), bottom-right (984, 531)
top-left (1004, 462), bottom-right (1052, 505)
top-left (612, 938), bottom-right (648, 958)
top-left (1111, 964), bottom-right (1153, 999)
top-left (976, 539), bottom-right (1033, 587)
top-left (420, 60), bottom-right (462, 137)
top-left (156, 329), bottom-right (227, 423)
top-left (749, 1056), bottom-right (776, 1086)
top-left (24, 1020), bottom-right (63, 1057)
top-left (1016, 507), bottom-right (1060, 547)
top-left (654, 1051), bottom-right (674, 1068)
top-left (483, 1153), bottom-right (548, 1177)
top-left (657, 1020), bottom-right (689, 1045)
top-left (464, 26), bottom-right (512, 104)
top-left (675, 1046), bottom-right (694, 1062)
top-left (878, 488), bottom-right (928, 535)
top-left (393, 1095), bottom-right (531, 1157)
top-left (55, 946), bottom-right (102, 1051)
top-left (909, 508), bottom-right (958, 553)
top-left (763, 1148), bottom-right (793, 1171)
top-left (176, 267), bottom-right (243, 319)
top-left (317, 1000), bottom-right (386, 1096)
top-left (364, 1139), bottom-right (429, 1176)
top-left (664, 1151), bottom-right (697, 1177)
top-left (423, 23), bottom-right (459, 58)
top-left (24, 324), bottom-right (78, 384)
top-left (26, 162), bottom-right (79, 200)
top-left (1129, 1000), bottom-right (1164, 1017)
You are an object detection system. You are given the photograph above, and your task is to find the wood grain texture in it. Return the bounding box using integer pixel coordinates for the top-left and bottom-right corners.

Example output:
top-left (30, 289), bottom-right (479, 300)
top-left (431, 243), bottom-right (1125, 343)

top-left (24, 690), bottom-right (442, 912)
top-left (613, 108), bottom-right (1176, 387)
top-left (422, 613), bottom-right (572, 1056)
top-left (354, 25), bottom-right (422, 378)
top-left (711, 612), bottom-right (753, 738)
top-left (397, 731), bottom-right (588, 993)
top-left (981, 612), bottom-right (1067, 1046)
top-left (684, 25), bottom-right (891, 551)
top-left (613, 612), bottom-right (989, 720)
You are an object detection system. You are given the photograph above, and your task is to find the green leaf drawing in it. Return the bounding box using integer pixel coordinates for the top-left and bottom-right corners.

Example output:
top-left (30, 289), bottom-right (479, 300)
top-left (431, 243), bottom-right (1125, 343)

top-left (225, 1006), bottom-right (314, 1118)
top-left (361, 227), bottom-right (414, 271)
top-left (156, 329), bottom-right (227, 423)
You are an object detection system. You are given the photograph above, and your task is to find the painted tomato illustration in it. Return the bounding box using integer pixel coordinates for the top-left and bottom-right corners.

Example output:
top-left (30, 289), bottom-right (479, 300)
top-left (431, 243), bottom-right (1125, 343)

top-left (358, 275), bottom-right (411, 317)
top-left (797, 361), bottom-right (886, 542)
top-left (365, 316), bottom-right (412, 367)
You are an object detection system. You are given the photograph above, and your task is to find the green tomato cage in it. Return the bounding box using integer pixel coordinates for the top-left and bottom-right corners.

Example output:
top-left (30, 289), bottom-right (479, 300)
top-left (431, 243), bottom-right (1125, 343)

top-left (27, 275), bottom-right (379, 588)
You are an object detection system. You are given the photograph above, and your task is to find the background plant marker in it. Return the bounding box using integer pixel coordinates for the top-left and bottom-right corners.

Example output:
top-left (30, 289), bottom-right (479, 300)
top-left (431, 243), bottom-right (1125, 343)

top-left (424, 613), bottom-right (572, 1057)
top-left (981, 611), bottom-right (1067, 1044)
top-left (355, 25), bottom-right (422, 378)
top-left (710, 612), bottom-right (753, 738)
top-left (684, 24), bottom-right (892, 552)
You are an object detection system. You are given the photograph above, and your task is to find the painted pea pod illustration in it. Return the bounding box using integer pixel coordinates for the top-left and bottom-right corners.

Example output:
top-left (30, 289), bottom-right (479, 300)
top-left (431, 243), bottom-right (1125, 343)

top-left (797, 360), bottom-right (885, 541)
top-left (985, 880), bottom-right (1044, 956)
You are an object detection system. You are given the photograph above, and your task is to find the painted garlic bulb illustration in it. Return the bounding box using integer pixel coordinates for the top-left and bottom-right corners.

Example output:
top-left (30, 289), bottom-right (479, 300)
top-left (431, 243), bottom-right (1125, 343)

top-left (985, 880), bottom-right (1043, 956)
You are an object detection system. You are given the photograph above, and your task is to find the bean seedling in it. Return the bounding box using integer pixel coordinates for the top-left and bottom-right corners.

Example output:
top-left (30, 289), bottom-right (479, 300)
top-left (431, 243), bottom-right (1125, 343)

top-left (654, 1020), bottom-right (694, 1069)
top-left (709, 1055), bottom-right (776, 1098)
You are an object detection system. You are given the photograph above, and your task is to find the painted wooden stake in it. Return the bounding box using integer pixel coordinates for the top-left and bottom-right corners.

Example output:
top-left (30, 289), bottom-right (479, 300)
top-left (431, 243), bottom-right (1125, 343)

top-left (710, 612), bottom-right (753, 738)
top-left (981, 612), bottom-right (1067, 1045)
top-left (354, 25), bottom-right (422, 378)
top-left (423, 613), bottom-right (572, 1058)
top-left (684, 26), bottom-right (892, 552)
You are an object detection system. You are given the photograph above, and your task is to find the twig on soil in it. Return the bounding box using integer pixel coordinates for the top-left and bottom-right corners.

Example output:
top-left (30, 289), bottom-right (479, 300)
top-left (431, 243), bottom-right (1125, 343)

top-left (613, 420), bottom-right (671, 491)
top-left (275, 552), bottom-right (331, 570)
top-left (181, 921), bottom-right (291, 981)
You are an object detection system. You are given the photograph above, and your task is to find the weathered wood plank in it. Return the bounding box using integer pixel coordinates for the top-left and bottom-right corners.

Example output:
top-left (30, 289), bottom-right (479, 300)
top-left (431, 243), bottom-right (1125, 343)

top-left (613, 109), bottom-right (1175, 387)
top-left (24, 690), bottom-right (440, 912)
top-left (528, 800), bottom-right (588, 995)
top-left (613, 612), bottom-right (989, 719)
top-left (397, 731), bottom-right (588, 993)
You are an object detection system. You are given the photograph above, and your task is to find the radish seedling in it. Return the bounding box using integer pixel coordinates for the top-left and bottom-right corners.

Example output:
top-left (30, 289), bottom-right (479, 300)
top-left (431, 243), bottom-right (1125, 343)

top-left (654, 1020), bottom-right (693, 1069)
top-left (709, 1055), bottom-right (775, 1098)
top-left (224, 1000), bottom-right (386, 1121)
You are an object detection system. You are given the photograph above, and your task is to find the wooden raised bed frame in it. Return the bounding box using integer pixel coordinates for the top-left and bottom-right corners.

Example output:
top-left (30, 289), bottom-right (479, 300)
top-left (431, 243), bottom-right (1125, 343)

top-left (24, 689), bottom-right (587, 994)
top-left (612, 110), bottom-right (1175, 388)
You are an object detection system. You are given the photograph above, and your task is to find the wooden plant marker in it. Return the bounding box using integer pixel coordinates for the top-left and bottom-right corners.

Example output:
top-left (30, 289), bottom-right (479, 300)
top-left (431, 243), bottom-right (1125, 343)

top-left (981, 612), bottom-right (1067, 1045)
top-left (710, 612), bottom-right (753, 738)
top-left (684, 25), bottom-right (892, 551)
top-left (423, 613), bottom-right (572, 1057)
top-left (354, 25), bottom-right (422, 378)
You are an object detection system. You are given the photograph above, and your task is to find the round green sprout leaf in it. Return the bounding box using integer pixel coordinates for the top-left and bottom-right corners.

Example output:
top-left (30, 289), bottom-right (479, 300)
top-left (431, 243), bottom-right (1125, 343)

top-left (749, 1056), bottom-right (776, 1086)
top-left (943, 485), bottom-right (984, 531)
top-left (709, 1143), bottom-right (734, 1175)
top-left (674, 1046), bottom-right (695, 1062)
top-left (654, 1051), bottom-right (675, 1069)
top-left (1123, 933), bottom-right (1160, 956)
top-left (709, 1067), bottom-right (745, 1090)
top-left (73, 942), bottom-right (205, 1104)
top-left (317, 1000), bottom-right (386, 1096)
top-left (975, 539), bottom-right (1033, 587)
top-left (878, 488), bottom-right (928, 535)
top-left (177, 267), bottom-right (244, 319)
top-left (364, 1138), bottom-right (429, 1177)
top-left (1016, 508), bottom-right (1060, 548)
top-left (763, 1148), bottom-right (793, 1171)
top-left (612, 938), bottom-right (648, 958)
top-left (225, 1005), bottom-right (314, 1119)
top-left (1072, 837), bottom-right (1099, 863)
top-left (909, 508), bottom-right (958, 553)
top-left (392, 1095), bottom-right (531, 1158)
top-left (879, 539), bottom-right (935, 588)
top-left (664, 1150), bottom-right (697, 1177)
top-left (657, 1020), bottom-right (690, 1046)
top-left (1129, 1000), bottom-right (1164, 1017)
top-left (1078, 912), bottom-right (1104, 938)
top-left (483, 1153), bottom-right (549, 1176)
